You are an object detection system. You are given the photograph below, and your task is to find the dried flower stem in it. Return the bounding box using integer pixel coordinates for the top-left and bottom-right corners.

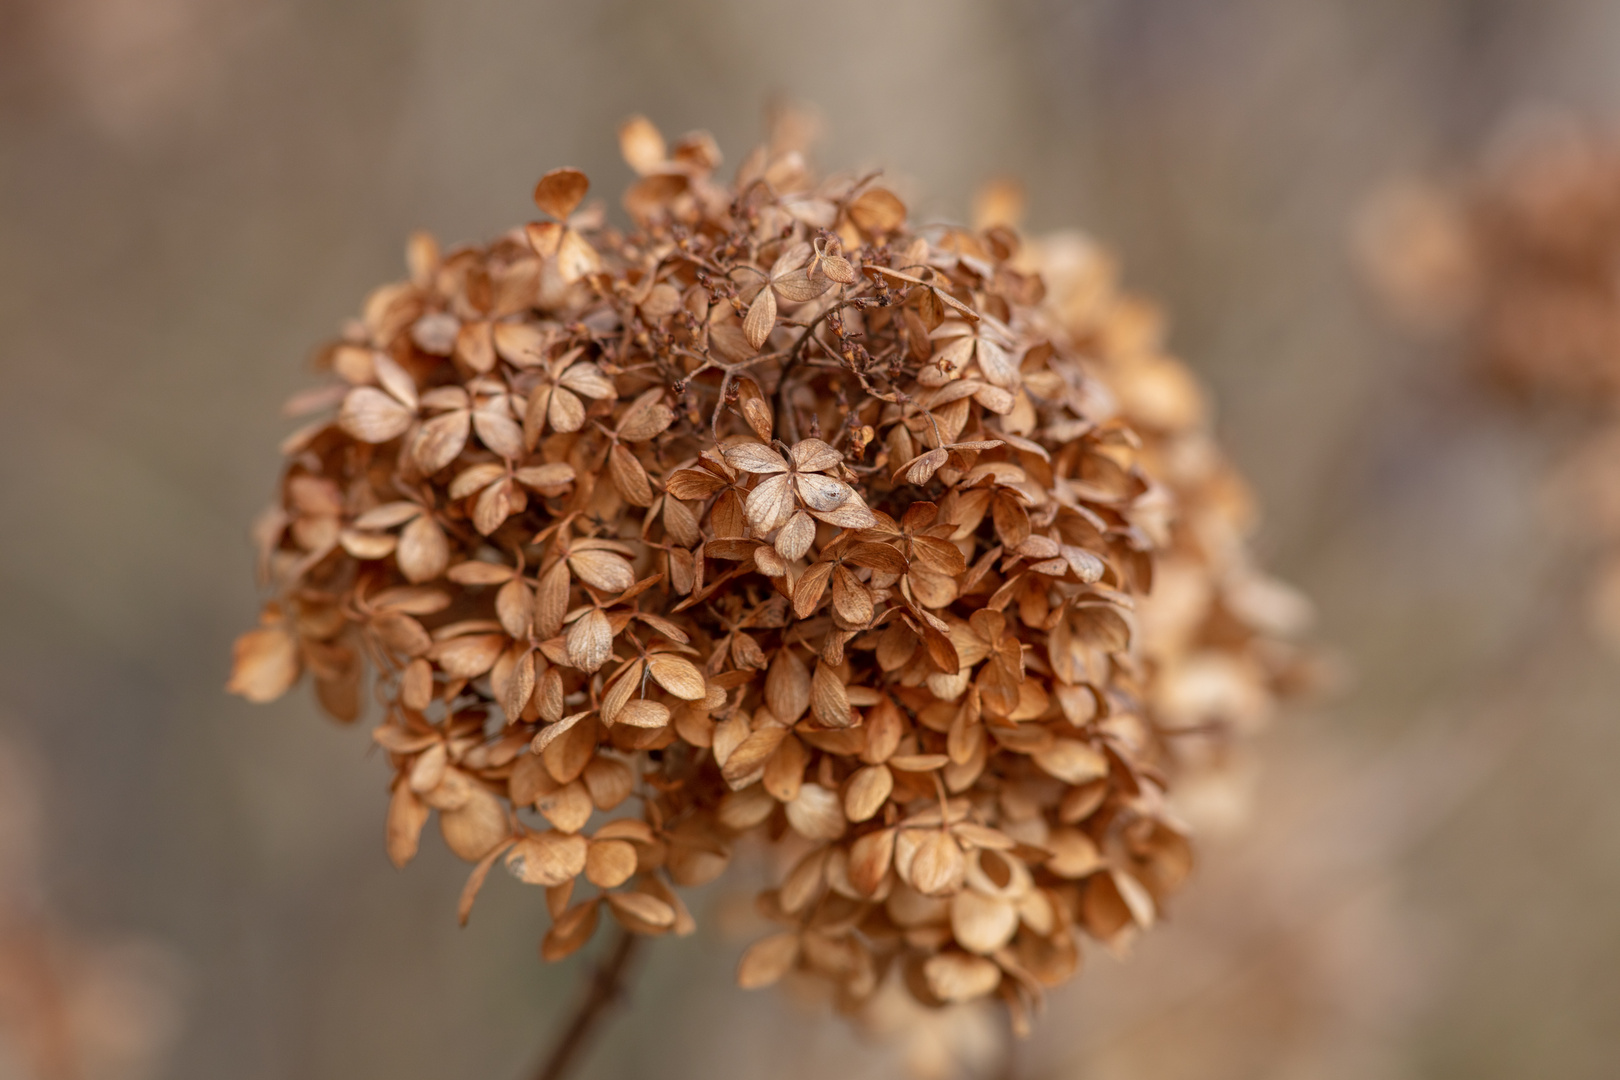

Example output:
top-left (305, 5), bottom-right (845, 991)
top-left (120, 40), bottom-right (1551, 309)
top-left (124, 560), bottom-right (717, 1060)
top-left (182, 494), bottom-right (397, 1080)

top-left (533, 927), bottom-right (642, 1080)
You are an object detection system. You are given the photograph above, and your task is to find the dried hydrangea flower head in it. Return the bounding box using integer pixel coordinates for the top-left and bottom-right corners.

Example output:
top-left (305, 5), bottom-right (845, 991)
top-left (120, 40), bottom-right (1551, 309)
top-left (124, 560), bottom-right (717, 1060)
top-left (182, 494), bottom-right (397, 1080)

top-left (1357, 112), bottom-right (1620, 649)
top-left (230, 115), bottom-right (1305, 1032)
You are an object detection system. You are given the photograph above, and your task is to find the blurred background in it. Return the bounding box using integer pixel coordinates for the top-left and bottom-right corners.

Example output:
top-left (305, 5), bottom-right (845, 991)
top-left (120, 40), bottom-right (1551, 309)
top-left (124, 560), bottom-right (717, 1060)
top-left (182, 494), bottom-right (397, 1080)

top-left (3, 1), bottom-right (1620, 1077)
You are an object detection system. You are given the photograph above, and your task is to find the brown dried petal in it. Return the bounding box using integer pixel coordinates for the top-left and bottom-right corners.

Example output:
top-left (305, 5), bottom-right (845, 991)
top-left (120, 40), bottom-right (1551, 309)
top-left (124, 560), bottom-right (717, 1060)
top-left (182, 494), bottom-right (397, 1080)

top-left (764, 647), bottom-right (811, 723)
top-left (397, 514), bottom-right (449, 582)
top-left (1032, 739), bottom-right (1108, 785)
top-left (793, 561), bottom-right (834, 619)
top-left (810, 662), bottom-right (852, 727)
top-left (830, 566), bottom-right (874, 626)
top-left (586, 839), bottom-right (638, 888)
top-left (606, 890), bottom-right (676, 930)
top-left (844, 764), bottom-right (893, 822)
top-left (923, 951), bottom-right (1001, 1003)
top-left (340, 387), bottom-right (414, 445)
top-left (849, 828), bottom-right (896, 895)
top-left (542, 900), bottom-right (600, 961)
top-left (473, 406), bottom-right (524, 460)
top-left (666, 467), bottom-right (728, 500)
top-left (794, 472), bottom-right (853, 513)
top-left (647, 654), bottom-right (706, 700)
top-left (609, 443), bottom-right (654, 507)
top-left (565, 609), bottom-right (614, 673)
top-left (735, 377), bottom-right (773, 442)
top-left (772, 268), bottom-right (833, 303)
top-left (723, 442), bottom-right (790, 475)
top-left (434, 634), bottom-right (505, 679)
top-left (385, 782), bottom-right (429, 868)
top-left (558, 362), bottom-right (616, 399)
top-left (548, 385), bottom-right (587, 434)
top-left (722, 725), bottom-right (787, 788)
top-left (663, 496), bottom-right (701, 548)
top-left (951, 890), bottom-right (1020, 954)
top-left (412, 409), bottom-right (471, 475)
top-left (910, 831), bottom-right (965, 896)
top-left (568, 549), bottom-right (636, 593)
top-left (227, 626), bottom-right (299, 702)
top-left (618, 115), bottom-right (666, 175)
top-left (743, 286), bottom-right (776, 350)
top-left (582, 757), bottom-right (633, 810)
top-left (439, 785), bottom-right (509, 862)
top-left (775, 510), bottom-right (816, 562)
top-left (507, 831), bottom-right (588, 886)
top-left (533, 167), bottom-right (589, 220)
top-left (615, 699), bottom-right (671, 729)
top-left (537, 780), bottom-right (594, 833)
top-left (737, 932), bottom-right (799, 989)
top-left (745, 472), bottom-right (795, 533)
top-left (616, 389), bottom-right (675, 441)
top-left (848, 187), bottom-right (907, 235)
top-left (784, 783), bottom-right (845, 841)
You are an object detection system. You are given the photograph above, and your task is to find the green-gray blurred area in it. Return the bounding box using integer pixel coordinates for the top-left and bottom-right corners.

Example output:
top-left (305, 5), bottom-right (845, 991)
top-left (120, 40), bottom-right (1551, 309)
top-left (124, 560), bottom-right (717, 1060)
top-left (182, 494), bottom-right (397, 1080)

top-left (2, 1), bottom-right (1618, 1078)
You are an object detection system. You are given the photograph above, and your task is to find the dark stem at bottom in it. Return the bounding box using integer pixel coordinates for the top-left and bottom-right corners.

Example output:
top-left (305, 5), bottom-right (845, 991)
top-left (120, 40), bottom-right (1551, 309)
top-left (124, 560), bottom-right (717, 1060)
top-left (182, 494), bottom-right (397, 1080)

top-left (531, 928), bottom-right (643, 1080)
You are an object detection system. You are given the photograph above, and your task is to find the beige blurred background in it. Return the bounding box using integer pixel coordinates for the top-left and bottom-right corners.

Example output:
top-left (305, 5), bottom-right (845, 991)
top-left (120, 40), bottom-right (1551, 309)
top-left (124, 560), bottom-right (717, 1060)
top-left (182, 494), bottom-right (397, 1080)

top-left (3, 1), bottom-right (1619, 1077)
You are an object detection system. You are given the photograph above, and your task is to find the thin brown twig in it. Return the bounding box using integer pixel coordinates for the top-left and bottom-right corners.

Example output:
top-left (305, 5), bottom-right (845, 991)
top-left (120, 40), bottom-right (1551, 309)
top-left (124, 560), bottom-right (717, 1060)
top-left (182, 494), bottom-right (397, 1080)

top-left (531, 927), bottom-right (643, 1080)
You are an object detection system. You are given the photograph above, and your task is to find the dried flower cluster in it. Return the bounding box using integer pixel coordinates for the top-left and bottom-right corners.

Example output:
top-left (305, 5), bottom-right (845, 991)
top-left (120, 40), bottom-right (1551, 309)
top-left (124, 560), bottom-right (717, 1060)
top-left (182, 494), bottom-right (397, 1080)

top-left (1358, 113), bottom-right (1620, 649)
top-left (229, 116), bottom-right (1303, 1029)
